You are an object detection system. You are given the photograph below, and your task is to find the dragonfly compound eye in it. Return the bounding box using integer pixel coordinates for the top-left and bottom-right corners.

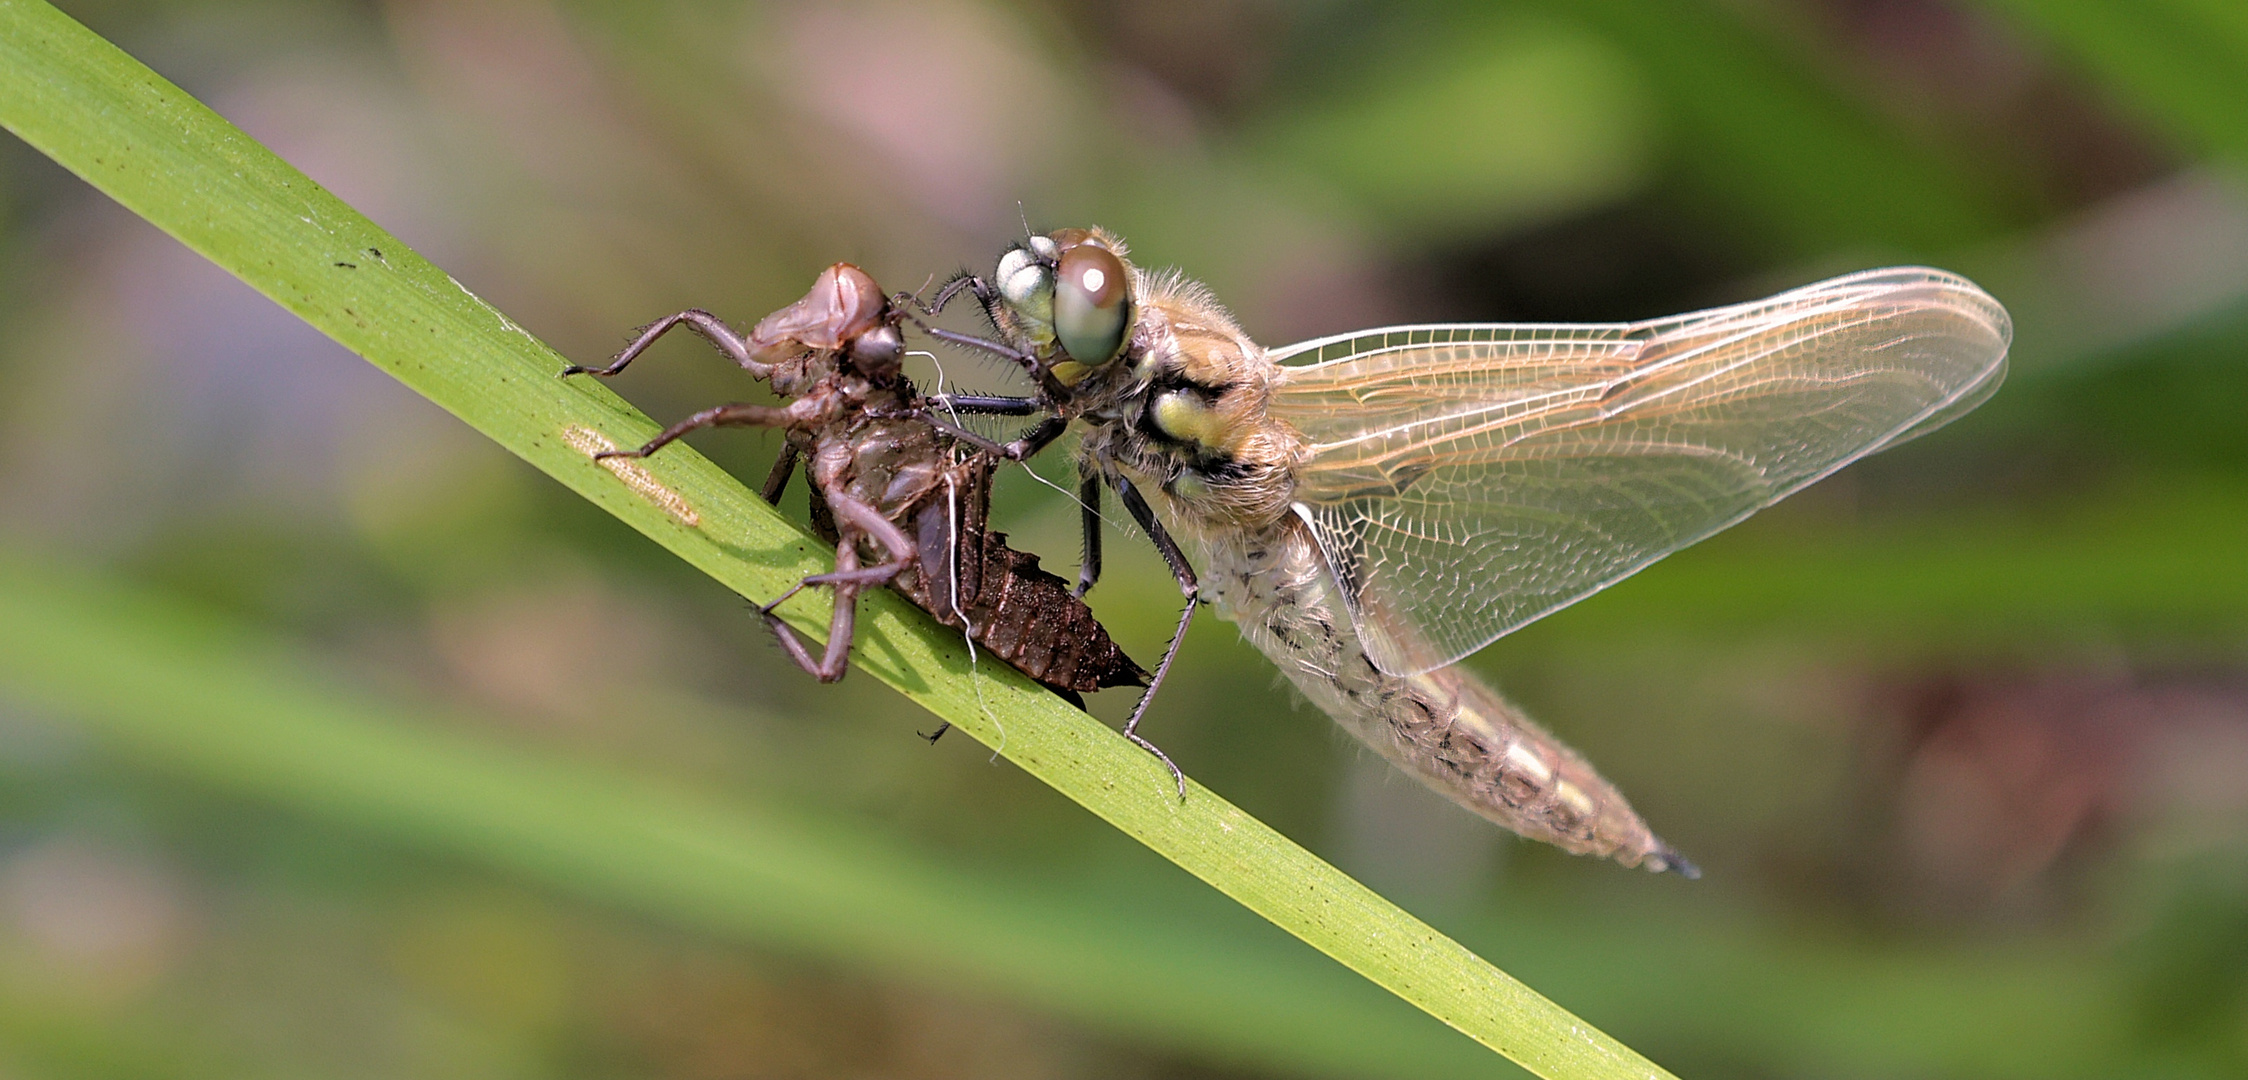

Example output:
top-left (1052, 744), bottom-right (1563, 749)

top-left (1054, 242), bottom-right (1131, 366)
top-left (995, 246), bottom-right (1054, 324)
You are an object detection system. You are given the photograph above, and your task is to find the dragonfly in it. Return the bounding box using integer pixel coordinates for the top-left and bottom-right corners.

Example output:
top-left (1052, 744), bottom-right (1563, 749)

top-left (908, 228), bottom-right (2011, 875)
top-left (563, 262), bottom-right (1146, 710)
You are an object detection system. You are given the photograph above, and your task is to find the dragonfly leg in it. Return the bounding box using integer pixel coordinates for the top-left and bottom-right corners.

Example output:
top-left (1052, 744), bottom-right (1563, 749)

top-left (1075, 466), bottom-right (1102, 598)
top-left (759, 442), bottom-right (800, 505)
top-left (908, 272), bottom-right (996, 318)
top-left (1113, 474), bottom-right (1197, 799)
top-left (758, 488), bottom-right (919, 683)
top-left (902, 316), bottom-right (1045, 377)
top-left (597, 403), bottom-right (792, 461)
top-left (760, 539), bottom-right (864, 683)
top-left (906, 275), bottom-right (1053, 379)
top-left (562, 308), bottom-right (772, 379)
top-left (923, 393), bottom-right (1042, 416)
top-left (911, 412), bottom-right (1007, 458)
top-left (915, 412), bottom-right (1067, 464)
top-left (1003, 416), bottom-right (1070, 461)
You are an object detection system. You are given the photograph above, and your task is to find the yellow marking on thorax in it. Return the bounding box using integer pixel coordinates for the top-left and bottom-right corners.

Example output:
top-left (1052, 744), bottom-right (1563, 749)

top-left (563, 425), bottom-right (701, 527)
top-left (1151, 391), bottom-right (1225, 449)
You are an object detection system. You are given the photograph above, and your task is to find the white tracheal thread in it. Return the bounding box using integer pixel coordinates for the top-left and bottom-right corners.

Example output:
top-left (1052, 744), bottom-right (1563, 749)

top-left (920, 348), bottom-right (1124, 533)
top-left (941, 474), bottom-right (977, 639)
top-left (938, 470), bottom-right (1003, 758)
top-left (916, 350), bottom-right (1031, 755)
top-left (924, 344), bottom-right (1139, 544)
top-left (914, 349), bottom-right (955, 416)
top-left (1012, 458), bottom-right (1129, 535)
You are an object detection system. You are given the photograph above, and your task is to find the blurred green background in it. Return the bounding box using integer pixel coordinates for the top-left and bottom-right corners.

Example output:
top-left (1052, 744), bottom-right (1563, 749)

top-left (2, 0), bottom-right (2246, 1077)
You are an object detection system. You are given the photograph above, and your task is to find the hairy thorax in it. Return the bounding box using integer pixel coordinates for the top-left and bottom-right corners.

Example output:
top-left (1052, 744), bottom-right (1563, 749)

top-left (1078, 273), bottom-right (1304, 534)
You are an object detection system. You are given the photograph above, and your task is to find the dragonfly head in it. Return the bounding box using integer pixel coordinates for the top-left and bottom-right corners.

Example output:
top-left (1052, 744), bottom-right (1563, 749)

top-left (990, 228), bottom-right (1136, 390)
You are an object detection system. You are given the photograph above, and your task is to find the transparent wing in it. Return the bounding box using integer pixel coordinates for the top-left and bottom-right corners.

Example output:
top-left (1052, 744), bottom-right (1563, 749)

top-left (1270, 267), bottom-right (2011, 677)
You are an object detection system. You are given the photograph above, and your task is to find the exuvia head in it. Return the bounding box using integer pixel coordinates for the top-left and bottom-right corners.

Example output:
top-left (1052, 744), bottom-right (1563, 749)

top-left (747, 262), bottom-right (902, 382)
top-left (992, 228), bottom-right (1133, 385)
top-left (815, 264), bottom-right (904, 383)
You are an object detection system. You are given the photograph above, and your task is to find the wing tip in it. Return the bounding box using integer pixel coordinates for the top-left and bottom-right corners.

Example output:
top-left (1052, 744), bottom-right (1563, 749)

top-left (1817, 265), bottom-right (2015, 349)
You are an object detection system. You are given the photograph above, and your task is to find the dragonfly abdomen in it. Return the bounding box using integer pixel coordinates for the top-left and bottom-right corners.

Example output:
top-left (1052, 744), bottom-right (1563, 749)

top-left (907, 530), bottom-right (1149, 694)
top-left (1205, 519), bottom-right (1695, 876)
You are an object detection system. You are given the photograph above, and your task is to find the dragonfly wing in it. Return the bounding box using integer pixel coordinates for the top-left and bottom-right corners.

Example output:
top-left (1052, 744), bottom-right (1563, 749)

top-left (1269, 267), bottom-right (2011, 677)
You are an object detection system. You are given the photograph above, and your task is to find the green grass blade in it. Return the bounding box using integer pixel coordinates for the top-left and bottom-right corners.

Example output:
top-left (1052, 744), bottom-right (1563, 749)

top-left (0, 548), bottom-right (2146, 1080)
top-left (0, 3), bottom-right (1675, 1077)
top-left (0, 547), bottom-right (1507, 1080)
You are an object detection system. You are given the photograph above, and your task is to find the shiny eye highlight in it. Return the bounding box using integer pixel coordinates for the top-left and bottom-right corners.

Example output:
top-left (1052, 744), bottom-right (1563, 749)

top-left (1054, 243), bottom-right (1130, 365)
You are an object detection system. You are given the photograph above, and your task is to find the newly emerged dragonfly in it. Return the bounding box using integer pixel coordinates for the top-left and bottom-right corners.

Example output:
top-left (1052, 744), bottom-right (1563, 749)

top-left (915, 229), bottom-right (2011, 875)
top-left (564, 263), bottom-right (1146, 707)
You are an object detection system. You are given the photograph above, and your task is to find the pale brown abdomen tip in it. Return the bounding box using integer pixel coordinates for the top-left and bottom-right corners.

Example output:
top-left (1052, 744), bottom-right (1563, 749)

top-left (1648, 845), bottom-right (1701, 879)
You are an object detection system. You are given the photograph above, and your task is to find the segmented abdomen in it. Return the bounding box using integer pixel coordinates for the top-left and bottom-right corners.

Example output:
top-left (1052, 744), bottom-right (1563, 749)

top-left (1202, 517), bottom-right (1693, 875)
top-left (810, 452), bottom-right (1147, 698)
top-left (897, 528), bottom-right (1148, 694)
